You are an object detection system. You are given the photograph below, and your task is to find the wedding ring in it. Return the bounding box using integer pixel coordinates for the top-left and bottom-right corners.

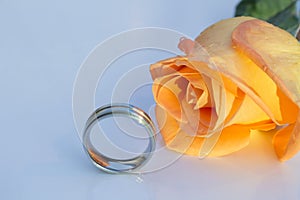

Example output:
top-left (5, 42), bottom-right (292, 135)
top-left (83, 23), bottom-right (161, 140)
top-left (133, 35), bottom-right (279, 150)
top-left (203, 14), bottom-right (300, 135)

top-left (82, 104), bottom-right (156, 173)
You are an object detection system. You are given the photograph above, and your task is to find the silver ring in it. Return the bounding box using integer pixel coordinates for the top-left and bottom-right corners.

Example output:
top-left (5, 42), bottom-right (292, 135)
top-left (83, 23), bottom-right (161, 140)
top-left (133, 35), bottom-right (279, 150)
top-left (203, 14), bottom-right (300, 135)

top-left (82, 103), bottom-right (156, 173)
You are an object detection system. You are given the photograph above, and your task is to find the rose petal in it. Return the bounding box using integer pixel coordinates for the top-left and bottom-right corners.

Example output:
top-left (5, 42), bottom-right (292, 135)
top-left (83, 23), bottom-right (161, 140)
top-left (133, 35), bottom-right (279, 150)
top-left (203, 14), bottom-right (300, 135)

top-left (272, 115), bottom-right (300, 161)
top-left (228, 94), bottom-right (272, 126)
top-left (156, 105), bottom-right (251, 157)
top-left (231, 19), bottom-right (299, 124)
top-left (153, 75), bottom-right (187, 122)
top-left (232, 19), bottom-right (300, 107)
top-left (232, 19), bottom-right (300, 160)
top-left (194, 17), bottom-right (283, 124)
top-left (178, 37), bottom-right (195, 55)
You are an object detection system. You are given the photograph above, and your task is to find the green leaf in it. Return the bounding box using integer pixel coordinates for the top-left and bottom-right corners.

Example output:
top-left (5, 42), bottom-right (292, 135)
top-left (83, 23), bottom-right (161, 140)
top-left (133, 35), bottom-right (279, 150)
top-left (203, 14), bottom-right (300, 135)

top-left (235, 0), bottom-right (299, 35)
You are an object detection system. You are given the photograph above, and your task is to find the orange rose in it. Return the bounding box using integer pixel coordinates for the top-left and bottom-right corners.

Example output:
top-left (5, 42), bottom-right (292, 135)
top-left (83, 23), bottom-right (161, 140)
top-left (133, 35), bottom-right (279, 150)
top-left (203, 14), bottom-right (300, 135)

top-left (150, 17), bottom-right (300, 161)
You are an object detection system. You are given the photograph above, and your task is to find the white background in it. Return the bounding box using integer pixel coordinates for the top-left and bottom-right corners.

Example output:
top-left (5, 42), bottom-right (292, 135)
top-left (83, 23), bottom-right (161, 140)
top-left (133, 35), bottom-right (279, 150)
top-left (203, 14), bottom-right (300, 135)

top-left (1, 0), bottom-right (300, 199)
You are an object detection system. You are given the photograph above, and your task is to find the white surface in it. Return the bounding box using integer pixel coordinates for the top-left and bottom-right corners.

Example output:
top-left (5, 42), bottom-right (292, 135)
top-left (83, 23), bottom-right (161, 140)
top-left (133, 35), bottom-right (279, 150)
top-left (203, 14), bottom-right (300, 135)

top-left (1, 0), bottom-right (300, 199)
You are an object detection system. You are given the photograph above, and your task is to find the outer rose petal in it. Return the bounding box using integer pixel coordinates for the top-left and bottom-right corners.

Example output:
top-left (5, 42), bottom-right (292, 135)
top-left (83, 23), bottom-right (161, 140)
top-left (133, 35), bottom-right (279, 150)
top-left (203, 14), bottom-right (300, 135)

top-left (194, 16), bottom-right (284, 124)
top-left (232, 19), bottom-right (300, 161)
top-left (272, 115), bottom-right (300, 161)
top-left (178, 37), bottom-right (195, 55)
top-left (232, 19), bottom-right (300, 106)
top-left (156, 105), bottom-right (251, 157)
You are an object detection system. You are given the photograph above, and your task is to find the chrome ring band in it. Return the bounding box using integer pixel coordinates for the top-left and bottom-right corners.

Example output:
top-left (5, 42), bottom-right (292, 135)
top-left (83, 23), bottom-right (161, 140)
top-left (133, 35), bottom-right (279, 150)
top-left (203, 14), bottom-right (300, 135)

top-left (82, 104), bottom-right (156, 173)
